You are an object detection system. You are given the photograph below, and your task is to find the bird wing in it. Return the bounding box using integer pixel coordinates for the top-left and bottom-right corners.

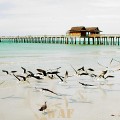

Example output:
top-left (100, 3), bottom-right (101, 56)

top-left (0, 81), bottom-right (5, 85)
top-left (17, 75), bottom-right (26, 81)
top-left (21, 67), bottom-right (26, 73)
top-left (97, 62), bottom-right (108, 68)
top-left (112, 58), bottom-right (120, 64)
top-left (27, 71), bottom-right (34, 76)
top-left (37, 69), bottom-right (47, 76)
top-left (79, 82), bottom-right (94, 86)
top-left (110, 58), bottom-right (114, 65)
top-left (13, 74), bottom-right (21, 81)
top-left (79, 82), bottom-right (85, 86)
top-left (42, 88), bottom-right (58, 95)
top-left (105, 75), bottom-right (114, 79)
top-left (47, 71), bottom-right (59, 74)
top-left (87, 68), bottom-right (94, 71)
top-left (11, 71), bottom-right (17, 73)
top-left (78, 66), bottom-right (85, 71)
top-left (70, 65), bottom-right (77, 74)
top-left (2, 70), bottom-right (9, 74)
top-left (80, 72), bottom-right (89, 76)
top-left (55, 74), bottom-right (63, 82)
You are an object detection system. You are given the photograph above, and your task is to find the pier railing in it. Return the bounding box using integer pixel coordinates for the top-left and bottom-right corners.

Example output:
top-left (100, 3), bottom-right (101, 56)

top-left (0, 34), bottom-right (120, 45)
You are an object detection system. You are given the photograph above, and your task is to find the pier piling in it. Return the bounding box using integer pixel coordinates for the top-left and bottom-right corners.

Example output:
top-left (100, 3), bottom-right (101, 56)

top-left (0, 34), bottom-right (120, 46)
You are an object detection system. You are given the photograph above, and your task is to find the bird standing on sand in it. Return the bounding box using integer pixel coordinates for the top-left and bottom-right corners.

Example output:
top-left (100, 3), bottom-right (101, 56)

top-left (39, 102), bottom-right (47, 112)
top-left (65, 70), bottom-right (68, 79)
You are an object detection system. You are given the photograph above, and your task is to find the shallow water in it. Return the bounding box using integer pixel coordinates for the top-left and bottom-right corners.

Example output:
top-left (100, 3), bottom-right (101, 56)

top-left (0, 43), bottom-right (120, 71)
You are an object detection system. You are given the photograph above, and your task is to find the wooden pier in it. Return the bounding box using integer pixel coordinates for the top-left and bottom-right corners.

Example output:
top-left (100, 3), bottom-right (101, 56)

top-left (0, 34), bottom-right (120, 45)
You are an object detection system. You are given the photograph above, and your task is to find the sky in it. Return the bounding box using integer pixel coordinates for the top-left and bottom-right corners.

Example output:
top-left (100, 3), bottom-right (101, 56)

top-left (0, 0), bottom-right (120, 36)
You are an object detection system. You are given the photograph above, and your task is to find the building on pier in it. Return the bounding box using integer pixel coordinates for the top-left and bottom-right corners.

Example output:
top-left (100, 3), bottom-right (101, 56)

top-left (86, 27), bottom-right (102, 37)
top-left (67, 26), bottom-right (86, 37)
top-left (67, 26), bottom-right (102, 37)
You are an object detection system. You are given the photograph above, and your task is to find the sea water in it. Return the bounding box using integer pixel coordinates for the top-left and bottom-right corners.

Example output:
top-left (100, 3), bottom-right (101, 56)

top-left (0, 43), bottom-right (120, 71)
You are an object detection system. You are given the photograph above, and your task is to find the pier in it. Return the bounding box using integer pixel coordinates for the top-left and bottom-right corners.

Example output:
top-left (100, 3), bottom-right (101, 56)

top-left (0, 34), bottom-right (120, 45)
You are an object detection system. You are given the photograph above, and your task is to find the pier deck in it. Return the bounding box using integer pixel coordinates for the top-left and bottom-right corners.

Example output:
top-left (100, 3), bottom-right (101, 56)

top-left (0, 34), bottom-right (120, 45)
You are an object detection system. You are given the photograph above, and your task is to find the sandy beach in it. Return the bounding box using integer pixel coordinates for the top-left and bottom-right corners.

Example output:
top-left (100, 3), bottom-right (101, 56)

top-left (0, 43), bottom-right (120, 120)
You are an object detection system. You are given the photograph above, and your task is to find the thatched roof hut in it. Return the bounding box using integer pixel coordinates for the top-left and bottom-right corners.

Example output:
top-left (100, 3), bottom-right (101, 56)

top-left (67, 26), bottom-right (102, 37)
top-left (68, 26), bottom-right (87, 36)
top-left (86, 27), bottom-right (102, 34)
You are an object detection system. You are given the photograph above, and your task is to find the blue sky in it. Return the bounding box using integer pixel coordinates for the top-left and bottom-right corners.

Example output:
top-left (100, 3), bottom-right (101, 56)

top-left (0, 0), bottom-right (120, 36)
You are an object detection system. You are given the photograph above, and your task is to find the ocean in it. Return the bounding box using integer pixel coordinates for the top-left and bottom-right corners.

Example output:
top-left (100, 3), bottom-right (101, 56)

top-left (0, 43), bottom-right (120, 70)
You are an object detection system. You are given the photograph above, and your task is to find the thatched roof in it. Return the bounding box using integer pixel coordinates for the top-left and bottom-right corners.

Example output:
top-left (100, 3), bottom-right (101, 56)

top-left (86, 27), bottom-right (102, 32)
top-left (68, 26), bottom-right (102, 34)
top-left (69, 26), bottom-right (87, 32)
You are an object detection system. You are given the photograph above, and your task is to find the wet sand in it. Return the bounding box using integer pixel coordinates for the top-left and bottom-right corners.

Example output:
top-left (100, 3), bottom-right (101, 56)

top-left (0, 43), bottom-right (120, 120)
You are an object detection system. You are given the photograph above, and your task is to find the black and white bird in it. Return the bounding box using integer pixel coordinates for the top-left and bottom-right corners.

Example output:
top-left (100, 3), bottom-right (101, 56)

top-left (35, 87), bottom-right (59, 95)
top-left (77, 66), bottom-right (85, 71)
top-left (37, 69), bottom-right (47, 76)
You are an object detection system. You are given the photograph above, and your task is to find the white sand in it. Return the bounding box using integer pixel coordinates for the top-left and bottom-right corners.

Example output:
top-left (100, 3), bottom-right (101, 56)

top-left (0, 44), bottom-right (120, 120)
top-left (0, 73), bottom-right (120, 120)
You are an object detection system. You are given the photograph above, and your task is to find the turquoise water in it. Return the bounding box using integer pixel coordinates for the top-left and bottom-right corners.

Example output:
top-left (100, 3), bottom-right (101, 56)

top-left (0, 43), bottom-right (120, 75)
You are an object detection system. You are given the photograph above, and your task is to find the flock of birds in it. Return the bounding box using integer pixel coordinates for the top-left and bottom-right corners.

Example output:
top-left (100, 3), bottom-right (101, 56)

top-left (1, 58), bottom-right (120, 112)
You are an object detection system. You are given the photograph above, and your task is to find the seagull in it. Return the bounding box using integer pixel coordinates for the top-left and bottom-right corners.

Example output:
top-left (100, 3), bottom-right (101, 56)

top-left (39, 102), bottom-right (47, 112)
top-left (77, 66), bottom-right (85, 71)
top-left (35, 87), bottom-right (60, 95)
top-left (13, 74), bottom-right (29, 83)
top-left (37, 69), bottom-right (47, 76)
top-left (65, 71), bottom-right (68, 79)
top-left (27, 71), bottom-right (43, 80)
top-left (99, 70), bottom-right (108, 78)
